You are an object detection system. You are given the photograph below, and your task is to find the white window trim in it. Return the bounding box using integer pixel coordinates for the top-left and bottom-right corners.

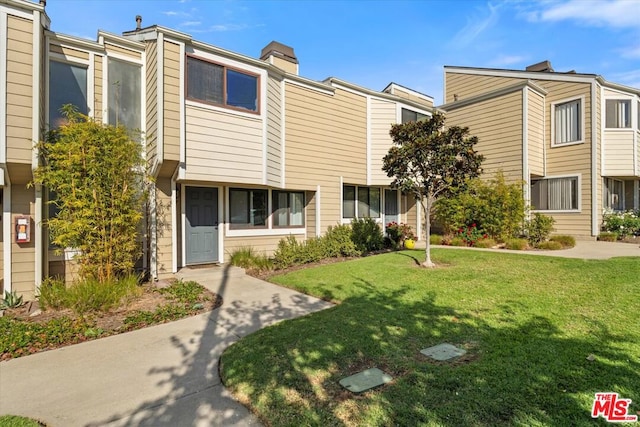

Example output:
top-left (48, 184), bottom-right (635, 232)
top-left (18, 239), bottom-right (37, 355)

top-left (341, 184), bottom-right (383, 223)
top-left (531, 174), bottom-right (582, 213)
top-left (603, 177), bottom-right (625, 211)
top-left (604, 98), bottom-right (633, 130)
top-left (551, 96), bottom-right (585, 148)
top-left (185, 53), bottom-right (265, 118)
top-left (224, 187), bottom-right (306, 237)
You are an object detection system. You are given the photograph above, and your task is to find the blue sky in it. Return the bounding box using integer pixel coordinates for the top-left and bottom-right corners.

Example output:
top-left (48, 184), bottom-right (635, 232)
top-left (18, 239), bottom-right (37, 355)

top-left (45, 0), bottom-right (640, 104)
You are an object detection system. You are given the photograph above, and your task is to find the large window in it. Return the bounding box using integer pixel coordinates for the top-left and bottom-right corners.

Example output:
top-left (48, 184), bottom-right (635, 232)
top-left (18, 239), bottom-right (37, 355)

top-left (49, 60), bottom-right (88, 128)
top-left (531, 177), bottom-right (579, 211)
top-left (603, 178), bottom-right (624, 211)
top-left (343, 185), bottom-right (380, 218)
top-left (272, 191), bottom-right (304, 227)
top-left (187, 56), bottom-right (258, 112)
top-left (401, 108), bottom-right (428, 124)
top-left (108, 58), bottom-right (141, 131)
top-left (605, 99), bottom-right (631, 129)
top-left (553, 99), bottom-right (581, 145)
top-left (229, 188), bottom-right (267, 229)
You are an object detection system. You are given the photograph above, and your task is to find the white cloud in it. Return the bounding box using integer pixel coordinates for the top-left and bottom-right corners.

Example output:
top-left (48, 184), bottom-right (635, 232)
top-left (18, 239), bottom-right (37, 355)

top-left (180, 21), bottom-right (201, 27)
top-left (620, 44), bottom-right (640, 59)
top-left (452, 2), bottom-right (501, 47)
top-left (527, 0), bottom-right (640, 28)
top-left (162, 11), bottom-right (179, 16)
top-left (488, 54), bottom-right (530, 67)
top-left (609, 69), bottom-right (640, 88)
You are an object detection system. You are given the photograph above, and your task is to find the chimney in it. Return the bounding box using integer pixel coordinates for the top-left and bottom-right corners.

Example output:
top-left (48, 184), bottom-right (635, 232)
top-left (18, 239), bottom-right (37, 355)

top-left (136, 15), bottom-right (142, 30)
top-left (260, 41), bottom-right (298, 74)
top-left (39, 0), bottom-right (46, 6)
top-left (525, 60), bottom-right (554, 73)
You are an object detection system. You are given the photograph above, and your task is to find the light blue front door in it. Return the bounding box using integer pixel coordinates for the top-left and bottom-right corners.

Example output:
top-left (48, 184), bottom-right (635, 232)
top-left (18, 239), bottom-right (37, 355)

top-left (186, 187), bottom-right (218, 264)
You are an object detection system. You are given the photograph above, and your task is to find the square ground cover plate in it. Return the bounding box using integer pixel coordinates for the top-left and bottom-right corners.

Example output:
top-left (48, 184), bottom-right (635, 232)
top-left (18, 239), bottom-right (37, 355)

top-left (339, 368), bottom-right (393, 393)
top-left (420, 343), bottom-right (466, 361)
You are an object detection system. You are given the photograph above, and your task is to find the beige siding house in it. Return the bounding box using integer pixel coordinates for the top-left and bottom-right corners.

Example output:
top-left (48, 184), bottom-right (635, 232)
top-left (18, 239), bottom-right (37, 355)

top-left (440, 61), bottom-right (640, 239)
top-left (1, 0), bottom-right (434, 297)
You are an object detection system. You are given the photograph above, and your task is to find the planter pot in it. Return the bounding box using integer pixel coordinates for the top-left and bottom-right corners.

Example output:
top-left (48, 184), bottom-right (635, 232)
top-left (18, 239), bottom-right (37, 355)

top-left (404, 239), bottom-right (415, 249)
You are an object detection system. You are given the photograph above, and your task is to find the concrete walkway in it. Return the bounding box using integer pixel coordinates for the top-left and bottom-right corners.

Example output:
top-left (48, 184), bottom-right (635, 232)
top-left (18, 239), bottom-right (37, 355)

top-left (0, 265), bottom-right (333, 427)
top-left (418, 239), bottom-right (640, 259)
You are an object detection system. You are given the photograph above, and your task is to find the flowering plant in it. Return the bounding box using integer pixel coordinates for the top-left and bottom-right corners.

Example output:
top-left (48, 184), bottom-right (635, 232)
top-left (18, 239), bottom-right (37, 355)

top-left (386, 222), bottom-right (415, 248)
top-left (602, 209), bottom-right (640, 238)
top-left (455, 223), bottom-right (487, 246)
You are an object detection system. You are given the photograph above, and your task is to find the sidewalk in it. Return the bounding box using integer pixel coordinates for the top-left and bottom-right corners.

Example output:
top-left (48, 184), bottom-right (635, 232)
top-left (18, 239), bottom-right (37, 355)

top-left (0, 265), bottom-right (333, 427)
top-left (416, 239), bottom-right (640, 259)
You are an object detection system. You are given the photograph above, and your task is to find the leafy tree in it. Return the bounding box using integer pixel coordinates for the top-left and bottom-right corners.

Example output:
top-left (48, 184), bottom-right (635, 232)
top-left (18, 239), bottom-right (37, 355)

top-left (383, 112), bottom-right (483, 267)
top-left (32, 106), bottom-right (147, 283)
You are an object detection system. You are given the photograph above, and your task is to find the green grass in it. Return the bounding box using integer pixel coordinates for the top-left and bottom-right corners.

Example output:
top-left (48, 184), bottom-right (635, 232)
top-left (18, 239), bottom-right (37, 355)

top-left (0, 415), bottom-right (45, 426)
top-left (221, 249), bottom-right (640, 426)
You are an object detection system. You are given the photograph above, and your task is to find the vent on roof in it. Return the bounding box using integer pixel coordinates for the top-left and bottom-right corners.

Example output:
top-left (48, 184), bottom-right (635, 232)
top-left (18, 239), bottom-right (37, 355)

top-left (526, 60), bottom-right (554, 73)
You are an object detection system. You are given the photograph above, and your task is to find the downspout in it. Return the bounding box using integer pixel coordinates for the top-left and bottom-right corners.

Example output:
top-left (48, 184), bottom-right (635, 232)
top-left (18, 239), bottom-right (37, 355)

top-left (3, 178), bottom-right (11, 293)
top-left (591, 81), bottom-right (598, 237)
top-left (522, 87), bottom-right (530, 218)
top-left (150, 31), bottom-right (164, 280)
top-left (1, 9), bottom-right (10, 292)
top-left (32, 9), bottom-right (43, 291)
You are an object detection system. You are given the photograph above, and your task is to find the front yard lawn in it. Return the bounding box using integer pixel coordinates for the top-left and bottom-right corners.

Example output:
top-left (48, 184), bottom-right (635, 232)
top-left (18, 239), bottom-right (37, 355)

top-left (221, 250), bottom-right (640, 426)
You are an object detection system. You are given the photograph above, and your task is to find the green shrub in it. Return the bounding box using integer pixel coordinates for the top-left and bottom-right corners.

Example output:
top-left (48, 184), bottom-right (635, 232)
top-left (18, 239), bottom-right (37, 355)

top-left (229, 246), bottom-right (259, 269)
top-left (429, 234), bottom-right (443, 245)
top-left (526, 213), bottom-right (555, 245)
top-left (351, 217), bottom-right (384, 253)
top-left (504, 238), bottom-right (528, 250)
top-left (598, 232), bottom-right (618, 242)
top-left (474, 238), bottom-right (496, 248)
top-left (435, 171), bottom-right (526, 240)
top-left (229, 247), bottom-right (274, 272)
top-left (38, 275), bottom-right (140, 315)
top-left (299, 237), bottom-right (326, 264)
top-left (602, 209), bottom-right (640, 238)
top-left (536, 241), bottom-right (563, 250)
top-left (450, 237), bottom-right (466, 247)
top-left (273, 235), bottom-right (301, 269)
top-left (323, 224), bottom-right (360, 257)
top-left (549, 235), bottom-right (576, 248)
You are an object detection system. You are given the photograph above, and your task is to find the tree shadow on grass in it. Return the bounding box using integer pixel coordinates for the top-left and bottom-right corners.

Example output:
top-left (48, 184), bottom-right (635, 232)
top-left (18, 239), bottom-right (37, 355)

top-left (220, 275), bottom-right (640, 426)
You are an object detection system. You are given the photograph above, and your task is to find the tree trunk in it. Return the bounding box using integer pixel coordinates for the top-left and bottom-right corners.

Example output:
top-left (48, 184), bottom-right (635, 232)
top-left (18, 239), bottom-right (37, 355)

top-left (420, 196), bottom-right (436, 268)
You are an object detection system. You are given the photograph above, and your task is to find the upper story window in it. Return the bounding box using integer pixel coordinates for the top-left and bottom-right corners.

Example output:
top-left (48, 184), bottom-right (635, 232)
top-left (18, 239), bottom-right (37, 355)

top-left (401, 108), bottom-right (428, 124)
top-left (531, 176), bottom-right (579, 211)
top-left (605, 99), bottom-right (631, 129)
top-left (49, 60), bottom-right (87, 128)
top-left (553, 98), bottom-right (582, 145)
top-left (108, 58), bottom-right (141, 131)
top-left (186, 55), bottom-right (259, 113)
top-left (343, 185), bottom-right (381, 219)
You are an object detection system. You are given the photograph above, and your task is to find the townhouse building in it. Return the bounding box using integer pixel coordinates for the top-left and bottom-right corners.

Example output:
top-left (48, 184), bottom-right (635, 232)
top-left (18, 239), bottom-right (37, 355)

top-left (440, 61), bottom-right (640, 238)
top-left (1, 0), bottom-right (432, 298)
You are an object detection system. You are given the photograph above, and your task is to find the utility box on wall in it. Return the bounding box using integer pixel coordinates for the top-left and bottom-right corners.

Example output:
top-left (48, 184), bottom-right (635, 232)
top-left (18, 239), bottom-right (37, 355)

top-left (15, 216), bottom-right (30, 243)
